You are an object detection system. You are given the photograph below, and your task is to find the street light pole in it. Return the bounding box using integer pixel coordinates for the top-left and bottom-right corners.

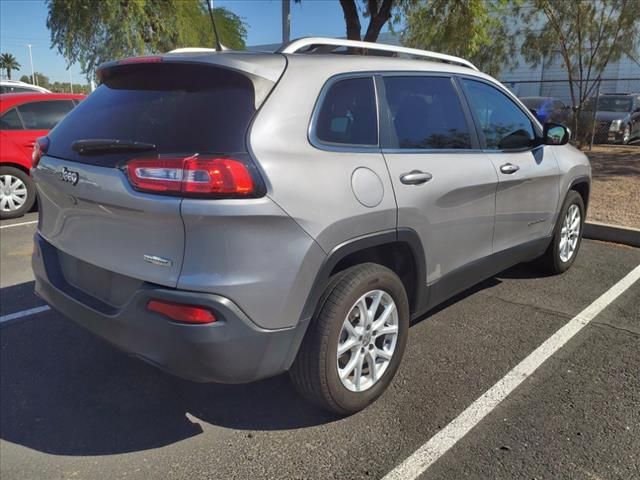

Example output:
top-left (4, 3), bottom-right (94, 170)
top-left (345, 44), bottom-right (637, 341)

top-left (26, 44), bottom-right (35, 85)
top-left (69, 69), bottom-right (74, 94)
top-left (282, 0), bottom-right (290, 44)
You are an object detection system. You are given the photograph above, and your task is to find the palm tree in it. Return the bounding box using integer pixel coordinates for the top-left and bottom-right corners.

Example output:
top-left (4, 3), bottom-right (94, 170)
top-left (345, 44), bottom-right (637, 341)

top-left (0, 53), bottom-right (21, 80)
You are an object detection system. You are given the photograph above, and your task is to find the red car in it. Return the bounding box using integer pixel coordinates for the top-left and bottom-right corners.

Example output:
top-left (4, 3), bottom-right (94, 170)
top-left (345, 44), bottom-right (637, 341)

top-left (0, 92), bottom-right (84, 219)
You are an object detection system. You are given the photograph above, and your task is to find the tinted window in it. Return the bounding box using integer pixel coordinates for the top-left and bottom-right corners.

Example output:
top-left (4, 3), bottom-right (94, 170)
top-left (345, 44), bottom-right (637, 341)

top-left (384, 76), bottom-right (471, 149)
top-left (0, 108), bottom-right (23, 130)
top-left (462, 79), bottom-right (535, 150)
top-left (315, 77), bottom-right (377, 146)
top-left (48, 63), bottom-right (258, 164)
top-left (597, 96), bottom-right (632, 112)
top-left (17, 100), bottom-right (75, 130)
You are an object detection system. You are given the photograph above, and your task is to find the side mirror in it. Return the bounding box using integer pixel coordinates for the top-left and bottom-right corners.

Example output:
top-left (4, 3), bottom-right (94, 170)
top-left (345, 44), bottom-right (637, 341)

top-left (543, 123), bottom-right (569, 145)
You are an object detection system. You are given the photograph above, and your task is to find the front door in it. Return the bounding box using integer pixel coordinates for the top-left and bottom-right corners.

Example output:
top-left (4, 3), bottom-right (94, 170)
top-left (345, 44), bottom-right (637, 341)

top-left (459, 78), bottom-right (561, 253)
top-left (379, 75), bottom-right (498, 286)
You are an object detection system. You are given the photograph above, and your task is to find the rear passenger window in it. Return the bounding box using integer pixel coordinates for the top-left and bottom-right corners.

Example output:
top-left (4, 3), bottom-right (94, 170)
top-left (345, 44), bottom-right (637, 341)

top-left (16, 100), bottom-right (75, 130)
top-left (383, 76), bottom-right (472, 149)
top-left (461, 79), bottom-right (535, 150)
top-left (0, 108), bottom-right (23, 130)
top-left (315, 77), bottom-right (377, 146)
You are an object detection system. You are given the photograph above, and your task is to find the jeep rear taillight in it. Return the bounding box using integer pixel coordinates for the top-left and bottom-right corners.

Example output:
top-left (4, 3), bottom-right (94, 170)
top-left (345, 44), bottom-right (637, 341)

top-left (125, 155), bottom-right (262, 198)
top-left (32, 136), bottom-right (49, 168)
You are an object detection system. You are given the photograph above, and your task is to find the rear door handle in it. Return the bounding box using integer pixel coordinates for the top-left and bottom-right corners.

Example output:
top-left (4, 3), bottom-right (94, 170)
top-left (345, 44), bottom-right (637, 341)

top-left (500, 163), bottom-right (520, 174)
top-left (400, 170), bottom-right (432, 185)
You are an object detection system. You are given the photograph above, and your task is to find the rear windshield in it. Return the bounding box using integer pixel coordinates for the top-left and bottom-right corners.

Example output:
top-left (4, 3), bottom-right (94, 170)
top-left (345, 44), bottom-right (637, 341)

top-left (47, 63), bottom-right (259, 165)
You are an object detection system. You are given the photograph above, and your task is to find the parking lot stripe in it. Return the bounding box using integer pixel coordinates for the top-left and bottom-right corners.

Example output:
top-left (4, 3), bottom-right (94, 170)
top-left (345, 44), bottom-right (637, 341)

top-left (0, 220), bottom-right (38, 229)
top-left (0, 305), bottom-right (51, 325)
top-left (382, 263), bottom-right (640, 480)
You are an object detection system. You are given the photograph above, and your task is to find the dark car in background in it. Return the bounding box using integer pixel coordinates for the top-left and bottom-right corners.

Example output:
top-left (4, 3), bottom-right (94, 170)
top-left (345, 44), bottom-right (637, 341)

top-left (589, 93), bottom-right (640, 145)
top-left (520, 96), bottom-right (572, 125)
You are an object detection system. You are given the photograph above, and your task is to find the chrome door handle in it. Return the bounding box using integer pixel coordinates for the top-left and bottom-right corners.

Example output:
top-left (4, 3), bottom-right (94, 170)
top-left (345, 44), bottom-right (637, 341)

top-left (500, 163), bottom-right (520, 174)
top-left (400, 170), bottom-right (432, 185)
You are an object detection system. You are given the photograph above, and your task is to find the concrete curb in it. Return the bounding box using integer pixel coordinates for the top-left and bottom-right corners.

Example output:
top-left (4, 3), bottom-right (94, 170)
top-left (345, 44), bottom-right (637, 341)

top-left (584, 221), bottom-right (640, 248)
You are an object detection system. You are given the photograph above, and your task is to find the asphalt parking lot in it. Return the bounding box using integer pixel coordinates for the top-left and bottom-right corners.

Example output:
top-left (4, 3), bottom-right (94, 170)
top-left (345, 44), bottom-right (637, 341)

top-left (1, 212), bottom-right (639, 480)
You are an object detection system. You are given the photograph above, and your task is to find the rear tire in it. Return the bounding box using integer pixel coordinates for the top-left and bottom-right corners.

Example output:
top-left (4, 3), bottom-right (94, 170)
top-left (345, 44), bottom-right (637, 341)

top-left (0, 166), bottom-right (36, 220)
top-left (290, 263), bottom-right (409, 415)
top-left (538, 190), bottom-right (585, 274)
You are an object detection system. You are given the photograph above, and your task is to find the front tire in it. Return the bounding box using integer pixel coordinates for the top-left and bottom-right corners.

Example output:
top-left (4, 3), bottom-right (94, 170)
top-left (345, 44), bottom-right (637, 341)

top-left (290, 263), bottom-right (409, 415)
top-left (0, 166), bottom-right (36, 220)
top-left (538, 190), bottom-right (585, 274)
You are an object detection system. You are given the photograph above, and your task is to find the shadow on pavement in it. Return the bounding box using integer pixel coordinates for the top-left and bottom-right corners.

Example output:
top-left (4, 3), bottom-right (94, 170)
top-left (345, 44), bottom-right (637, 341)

top-left (0, 282), bottom-right (336, 456)
top-left (0, 262), bottom-right (539, 456)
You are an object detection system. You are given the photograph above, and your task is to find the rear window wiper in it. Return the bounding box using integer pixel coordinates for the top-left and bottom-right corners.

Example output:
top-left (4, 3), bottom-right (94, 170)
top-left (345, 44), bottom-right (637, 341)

top-left (72, 139), bottom-right (157, 155)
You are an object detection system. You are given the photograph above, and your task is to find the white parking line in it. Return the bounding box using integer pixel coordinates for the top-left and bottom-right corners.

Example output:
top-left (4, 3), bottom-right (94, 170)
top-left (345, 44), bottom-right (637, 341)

top-left (383, 263), bottom-right (640, 480)
top-left (0, 305), bottom-right (51, 325)
top-left (0, 220), bottom-right (38, 229)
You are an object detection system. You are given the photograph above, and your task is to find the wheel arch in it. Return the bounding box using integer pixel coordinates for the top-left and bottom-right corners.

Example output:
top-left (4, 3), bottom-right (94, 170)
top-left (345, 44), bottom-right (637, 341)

top-left (569, 176), bottom-right (590, 212)
top-left (299, 228), bottom-right (428, 323)
top-left (0, 162), bottom-right (31, 175)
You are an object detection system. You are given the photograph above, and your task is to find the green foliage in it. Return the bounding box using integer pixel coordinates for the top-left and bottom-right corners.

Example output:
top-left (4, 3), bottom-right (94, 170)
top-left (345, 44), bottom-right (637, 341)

top-left (46, 0), bottom-right (247, 78)
top-left (0, 52), bottom-right (22, 80)
top-left (19, 73), bottom-right (91, 94)
top-left (519, 0), bottom-right (640, 145)
top-left (397, 0), bottom-right (519, 76)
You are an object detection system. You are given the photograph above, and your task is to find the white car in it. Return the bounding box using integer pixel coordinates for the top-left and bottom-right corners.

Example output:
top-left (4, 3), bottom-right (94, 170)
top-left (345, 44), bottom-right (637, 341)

top-left (0, 79), bottom-right (50, 94)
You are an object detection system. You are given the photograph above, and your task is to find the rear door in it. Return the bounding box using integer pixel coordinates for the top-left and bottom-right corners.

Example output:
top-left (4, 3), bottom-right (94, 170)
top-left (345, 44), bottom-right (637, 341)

top-left (33, 62), bottom-right (264, 288)
top-left (379, 75), bottom-right (498, 286)
top-left (459, 78), bottom-right (560, 253)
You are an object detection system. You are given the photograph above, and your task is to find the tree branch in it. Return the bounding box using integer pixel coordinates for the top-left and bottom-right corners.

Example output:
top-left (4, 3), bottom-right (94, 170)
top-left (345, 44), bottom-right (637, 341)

top-left (339, 0), bottom-right (361, 41)
top-left (363, 0), bottom-right (393, 42)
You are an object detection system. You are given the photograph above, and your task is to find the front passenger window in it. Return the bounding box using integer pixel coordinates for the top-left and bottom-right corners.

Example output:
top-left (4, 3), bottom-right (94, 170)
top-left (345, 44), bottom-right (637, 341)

top-left (461, 79), bottom-right (535, 150)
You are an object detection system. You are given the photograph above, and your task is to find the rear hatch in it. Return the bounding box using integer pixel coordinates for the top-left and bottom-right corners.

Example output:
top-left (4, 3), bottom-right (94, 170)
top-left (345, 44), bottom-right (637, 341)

top-left (33, 56), bottom-right (283, 292)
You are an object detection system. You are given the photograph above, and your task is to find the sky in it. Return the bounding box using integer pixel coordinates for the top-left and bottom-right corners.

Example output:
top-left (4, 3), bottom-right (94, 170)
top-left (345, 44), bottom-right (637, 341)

top-left (0, 0), bottom-right (390, 85)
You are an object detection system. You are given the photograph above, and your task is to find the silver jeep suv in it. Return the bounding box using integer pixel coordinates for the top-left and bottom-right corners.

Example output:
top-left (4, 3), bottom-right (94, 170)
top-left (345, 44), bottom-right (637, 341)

top-left (31, 38), bottom-right (590, 414)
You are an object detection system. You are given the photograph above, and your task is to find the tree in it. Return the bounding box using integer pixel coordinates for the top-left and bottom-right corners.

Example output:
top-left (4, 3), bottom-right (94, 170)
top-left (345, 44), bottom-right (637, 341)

top-left (337, 0), bottom-right (402, 42)
top-left (46, 0), bottom-right (247, 79)
top-left (398, 0), bottom-right (518, 76)
top-left (293, 0), bottom-right (402, 43)
top-left (20, 72), bottom-right (50, 89)
top-left (519, 0), bottom-right (640, 142)
top-left (0, 53), bottom-right (21, 80)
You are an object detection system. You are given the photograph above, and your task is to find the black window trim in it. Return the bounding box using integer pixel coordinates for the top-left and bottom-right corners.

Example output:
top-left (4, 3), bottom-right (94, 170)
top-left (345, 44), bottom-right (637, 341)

top-left (308, 72), bottom-right (381, 152)
top-left (456, 74), bottom-right (545, 153)
top-left (0, 107), bottom-right (25, 130)
top-left (376, 72), bottom-right (482, 153)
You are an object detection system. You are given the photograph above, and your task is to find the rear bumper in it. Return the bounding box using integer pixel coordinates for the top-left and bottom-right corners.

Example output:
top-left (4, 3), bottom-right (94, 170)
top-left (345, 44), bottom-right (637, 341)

top-left (32, 234), bottom-right (308, 383)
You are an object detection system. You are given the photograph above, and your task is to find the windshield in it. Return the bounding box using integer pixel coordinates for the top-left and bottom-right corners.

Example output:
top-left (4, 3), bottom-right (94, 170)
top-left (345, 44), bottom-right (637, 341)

top-left (47, 63), bottom-right (261, 166)
top-left (596, 96), bottom-right (632, 112)
top-left (521, 98), bottom-right (545, 109)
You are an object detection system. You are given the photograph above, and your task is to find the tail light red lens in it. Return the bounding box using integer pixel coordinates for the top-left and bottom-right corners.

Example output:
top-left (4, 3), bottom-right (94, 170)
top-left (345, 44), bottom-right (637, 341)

top-left (147, 299), bottom-right (217, 324)
top-left (32, 136), bottom-right (49, 168)
top-left (126, 155), bottom-right (261, 198)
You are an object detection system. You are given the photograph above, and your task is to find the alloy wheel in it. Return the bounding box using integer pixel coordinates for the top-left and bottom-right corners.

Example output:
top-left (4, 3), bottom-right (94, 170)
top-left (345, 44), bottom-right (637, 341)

top-left (559, 204), bottom-right (581, 263)
top-left (336, 289), bottom-right (399, 392)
